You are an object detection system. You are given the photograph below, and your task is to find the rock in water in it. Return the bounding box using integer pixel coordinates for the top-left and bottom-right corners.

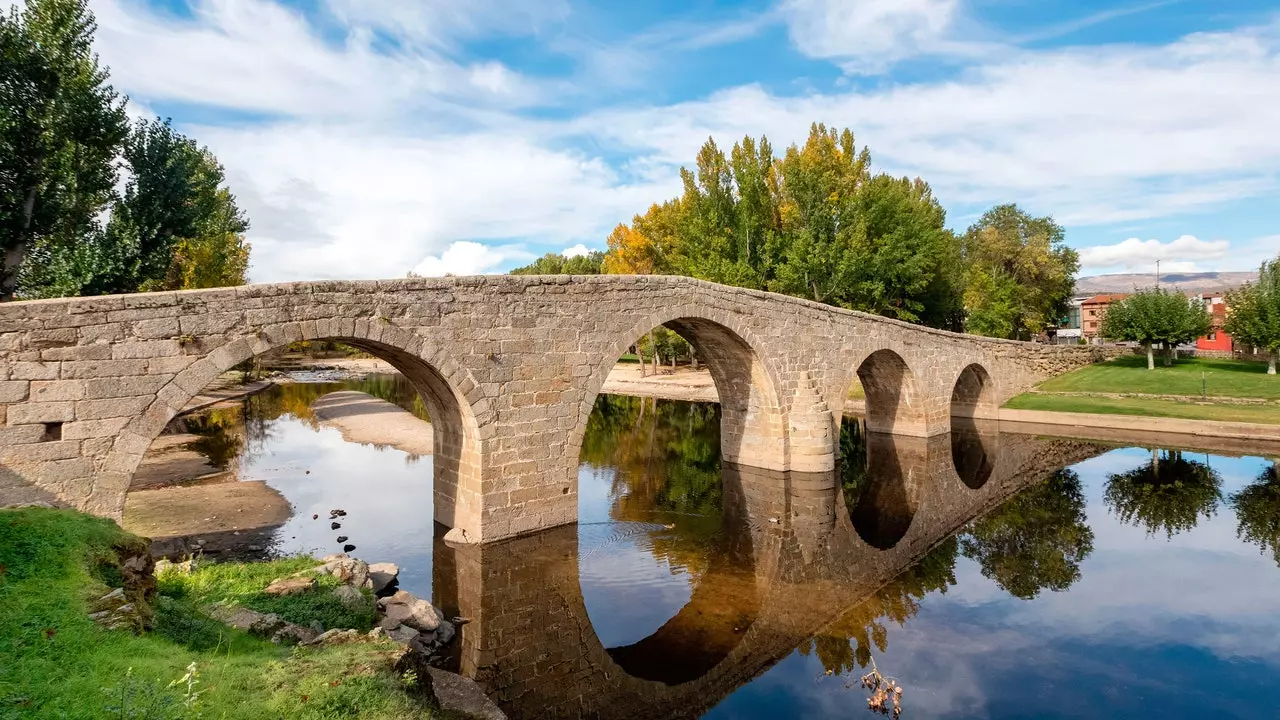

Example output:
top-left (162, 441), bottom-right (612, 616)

top-left (377, 590), bottom-right (442, 632)
top-left (368, 562), bottom-right (399, 596)
top-left (343, 544), bottom-right (357, 553)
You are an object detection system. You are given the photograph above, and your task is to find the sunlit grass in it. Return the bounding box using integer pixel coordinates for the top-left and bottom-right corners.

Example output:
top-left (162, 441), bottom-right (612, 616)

top-left (1036, 356), bottom-right (1279, 399)
top-left (1004, 393), bottom-right (1280, 425)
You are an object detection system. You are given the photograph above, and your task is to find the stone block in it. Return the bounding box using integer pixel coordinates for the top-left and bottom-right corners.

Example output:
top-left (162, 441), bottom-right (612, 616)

top-left (0, 380), bottom-right (29, 403)
top-left (75, 396), bottom-right (153, 421)
top-left (11, 362), bottom-right (60, 380)
top-left (1, 440), bottom-right (81, 464)
top-left (7, 401), bottom-right (75, 425)
top-left (30, 380), bottom-right (86, 403)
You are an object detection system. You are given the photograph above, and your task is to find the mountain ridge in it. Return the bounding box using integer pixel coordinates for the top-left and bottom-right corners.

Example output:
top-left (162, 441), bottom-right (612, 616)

top-left (1075, 271), bottom-right (1257, 295)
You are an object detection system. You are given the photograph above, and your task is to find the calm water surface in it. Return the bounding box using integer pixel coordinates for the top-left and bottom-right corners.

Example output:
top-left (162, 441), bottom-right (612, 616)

top-left (155, 376), bottom-right (1280, 719)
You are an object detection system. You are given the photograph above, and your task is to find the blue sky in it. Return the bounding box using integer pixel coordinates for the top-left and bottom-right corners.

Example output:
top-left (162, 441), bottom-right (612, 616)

top-left (80, 0), bottom-right (1280, 281)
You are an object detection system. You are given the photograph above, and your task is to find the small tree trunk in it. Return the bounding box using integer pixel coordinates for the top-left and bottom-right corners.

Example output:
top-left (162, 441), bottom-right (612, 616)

top-left (649, 332), bottom-right (658, 377)
top-left (1146, 343), bottom-right (1155, 370)
top-left (1270, 350), bottom-right (1277, 376)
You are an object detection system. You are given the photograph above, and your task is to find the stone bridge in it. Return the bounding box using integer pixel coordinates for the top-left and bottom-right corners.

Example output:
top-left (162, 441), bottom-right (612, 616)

top-left (0, 275), bottom-right (1107, 542)
top-left (431, 427), bottom-right (1108, 719)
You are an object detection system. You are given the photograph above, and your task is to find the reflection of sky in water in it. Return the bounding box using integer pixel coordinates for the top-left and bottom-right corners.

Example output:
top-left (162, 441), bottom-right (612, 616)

top-left (707, 448), bottom-right (1280, 720)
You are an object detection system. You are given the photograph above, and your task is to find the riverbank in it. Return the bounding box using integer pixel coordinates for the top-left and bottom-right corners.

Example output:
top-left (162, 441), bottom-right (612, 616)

top-left (0, 507), bottom-right (457, 719)
top-left (1004, 355), bottom-right (1280, 429)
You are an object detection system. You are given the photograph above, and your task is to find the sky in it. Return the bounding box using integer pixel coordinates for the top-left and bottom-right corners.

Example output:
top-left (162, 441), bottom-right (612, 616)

top-left (73, 0), bottom-right (1280, 282)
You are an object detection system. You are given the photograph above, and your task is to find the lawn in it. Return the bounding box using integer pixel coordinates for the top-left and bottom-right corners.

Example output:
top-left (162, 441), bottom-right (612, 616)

top-left (1004, 393), bottom-right (1280, 425)
top-left (1035, 356), bottom-right (1280, 400)
top-left (0, 508), bottom-right (441, 720)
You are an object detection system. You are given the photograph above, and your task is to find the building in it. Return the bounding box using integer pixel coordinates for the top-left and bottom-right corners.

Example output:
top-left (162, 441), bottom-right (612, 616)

top-left (1052, 296), bottom-right (1091, 345)
top-left (1081, 294), bottom-right (1127, 342)
top-left (1194, 292), bottom-right (1233, 351)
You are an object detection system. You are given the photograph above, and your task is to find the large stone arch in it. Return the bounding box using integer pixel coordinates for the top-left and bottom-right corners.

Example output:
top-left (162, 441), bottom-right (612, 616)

top-left (90, 321), bottom-right (488, 536)
top-left (950, 362), bottom-right (998, 420)
top-left (844, 349), bottom-right (927, 437)
top-left (567, 307), bottom-right (791, 473)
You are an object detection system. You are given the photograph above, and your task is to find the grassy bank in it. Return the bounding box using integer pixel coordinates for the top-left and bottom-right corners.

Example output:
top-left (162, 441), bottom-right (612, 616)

top-left (1034, 356), bottom-right (1280, 399)
top-left (0, 508), bottom-right (440, 719)
top-left (1004, 393), bottom-right (1280, 425)
top-left (1005, 356), bottom-right (1280, 426)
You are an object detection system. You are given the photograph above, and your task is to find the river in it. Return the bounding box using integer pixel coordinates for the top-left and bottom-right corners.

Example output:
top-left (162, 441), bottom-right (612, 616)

top-left (123, 373), bottom-right (1280, 719)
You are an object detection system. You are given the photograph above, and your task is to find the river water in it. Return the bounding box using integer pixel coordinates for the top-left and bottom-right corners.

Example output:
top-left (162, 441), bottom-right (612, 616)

top-left (138, 375), bottom-right (1280, 719)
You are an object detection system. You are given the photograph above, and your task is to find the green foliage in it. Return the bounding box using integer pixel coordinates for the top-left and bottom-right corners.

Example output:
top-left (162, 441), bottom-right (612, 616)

top-left (961, 204), bottom-right (1079, 340)
top-left (959, 469), bottom-right (1095, 599)
top-left (1003, 392), bottom-right (1280, 425)
top-left (1, 1), bottom-right (248, 299)
top-left (602, 124), bottom-right (970, 330)
top-left (0, 508), bottom-right (439, 719)
top-left (158, 556), bottom-right (375, 631)
top-left (1225, 256), bottom-right (1280, 373)
top-left (1099, 288), bottom-right (1212, 367)
top-left (1103, 449), bottom-right (1222, 537)
top-left (1230, 463), bottom-right (1280, 567)
top-left (509, 250), bottom-right (604, 275)
top-left (0, 0), bottom-right (128, 298)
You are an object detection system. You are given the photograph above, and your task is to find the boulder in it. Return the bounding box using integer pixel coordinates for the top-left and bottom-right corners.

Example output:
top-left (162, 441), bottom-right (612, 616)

top-left (271, 623), bottom-right (320, 646)
top-left (386, 624), bottom-right (421, 644)
top-left (313, 558), bottom-right (369, 589)
top-left (331, 584), bottom-right (368, 611)
top-left (305, 628), bottom-right (362, 646)
top-left (368, 562), bottom-right (399, 596)
top-left (377, 591), bottom-right (441, 632)
top-left (427, 667), bottom-right (507, 720)
top-left (264, 576), bottom-right (317, 596)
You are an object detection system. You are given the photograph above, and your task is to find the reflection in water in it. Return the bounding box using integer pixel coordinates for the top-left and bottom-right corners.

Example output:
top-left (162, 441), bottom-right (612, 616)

top-left (1232, 461), bottom-right (1280, 566)
top-left (145, 386), bottom-right (1280, 719)
top-left (1104, 449), bottom-right (1222, 538)
top-left (950, 416), bottom-right (997, 489)
top-left (959, 468), bottom-right (1095, 600)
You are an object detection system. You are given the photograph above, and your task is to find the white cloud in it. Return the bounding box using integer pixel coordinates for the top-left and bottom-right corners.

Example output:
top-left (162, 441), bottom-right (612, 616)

top-left (779, 0), bottom-right (969, 72)
top-left (412, 241), bottom-right (523, 277)
top-left (87, 0), bottom-right (1280, 282)
top-left (1078, 235), bottom-right (1230, 272)
top-left (561, 244), bottom-right (591, 258)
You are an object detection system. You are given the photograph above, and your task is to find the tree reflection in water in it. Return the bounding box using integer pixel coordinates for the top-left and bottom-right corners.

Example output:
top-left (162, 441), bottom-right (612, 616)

top-left (1104, 449), bottom-right (1222, 538)
top-left (799, 538), bottom-right (959, 675)
top-left (960, 469), bottom-right (1095, 600)
top-left (1231, 461), bottom-right (1280, 567)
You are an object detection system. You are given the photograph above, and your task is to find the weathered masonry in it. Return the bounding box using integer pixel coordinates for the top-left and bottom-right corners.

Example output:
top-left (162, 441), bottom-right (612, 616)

top-left (0, 275), bottom-right (1109, 542)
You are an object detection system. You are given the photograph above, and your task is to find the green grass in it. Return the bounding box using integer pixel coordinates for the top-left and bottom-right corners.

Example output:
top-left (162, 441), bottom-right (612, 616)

top-left (1035, 356), bottom-right (1280, 399)
top-left (1005, 393), bottom-right (1280, 425)
top-left (0, 508), bottom-right (439, 720)
top-left (159, 556), bottom-right (375, 631)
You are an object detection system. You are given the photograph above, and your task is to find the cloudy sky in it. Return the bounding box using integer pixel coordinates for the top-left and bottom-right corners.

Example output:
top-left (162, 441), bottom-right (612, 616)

top-left (83, 0), bottom-right (1280, 281)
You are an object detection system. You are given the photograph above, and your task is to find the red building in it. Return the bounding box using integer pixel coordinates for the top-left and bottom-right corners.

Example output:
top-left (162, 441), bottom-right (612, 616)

top-left (1195, 293), bottom-right (1232, 351)
top-left (1081, 294), bottom-right (1127, 341)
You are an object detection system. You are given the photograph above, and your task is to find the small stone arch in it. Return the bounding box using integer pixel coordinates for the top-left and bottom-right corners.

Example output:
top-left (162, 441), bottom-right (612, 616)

top-left (91, 321), bottom-right (488, 537)
top-left (849, 349), bottom-right (927, 436)
top-left (567, 307), bottom-right (790, 474)
top-left (950, 363), bottom-right (998, 420)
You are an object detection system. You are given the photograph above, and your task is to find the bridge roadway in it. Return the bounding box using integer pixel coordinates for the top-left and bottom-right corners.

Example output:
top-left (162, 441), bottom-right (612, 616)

top-left (430, 427), bottom-right (1108, 719)
top-left (0, 275), bottom-right (1108, 542)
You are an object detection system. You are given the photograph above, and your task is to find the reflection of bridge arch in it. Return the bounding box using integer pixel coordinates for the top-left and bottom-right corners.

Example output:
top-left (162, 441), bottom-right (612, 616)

top-left (434, 430), bottom-right (1109, 718)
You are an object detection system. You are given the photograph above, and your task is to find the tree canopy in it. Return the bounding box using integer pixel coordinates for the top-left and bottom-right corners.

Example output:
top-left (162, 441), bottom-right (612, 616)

top-left (1, 0), bottom-right (249, 299)
top-left (1231, 462), bottom-right (1280, 567)
top-left (509, 250), bottom-right (604, 276)
top-left (1224, 256), bottom-right (1280, 375)
top-left (597, 125), bottom-right (1074, 335)
top-left (1099, 288), bottom-right (1212, 369)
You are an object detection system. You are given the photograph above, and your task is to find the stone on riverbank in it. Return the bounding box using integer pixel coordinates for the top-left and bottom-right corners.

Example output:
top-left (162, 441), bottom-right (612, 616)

top-left (377, 590), bottom-right (441, 632)
top-left (368, 562), bottom-right (399, 596)
top-left (264, 576), bottom-right (317, 596)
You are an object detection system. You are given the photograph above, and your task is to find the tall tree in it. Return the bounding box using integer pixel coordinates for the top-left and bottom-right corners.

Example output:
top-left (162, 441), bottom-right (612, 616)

top-left (0, 0), bottom-right (127, 299)
top-left (1224, 256), bottom-right (1280, 375)
top-left (1100, 288), bottom-right (1213, 369)
top-left (87, 117), bottom-right (249, 294)
top-left (961, 204), bottom-right (1079, 340)
top-left (1231, 460), bottom-right (1280, 566)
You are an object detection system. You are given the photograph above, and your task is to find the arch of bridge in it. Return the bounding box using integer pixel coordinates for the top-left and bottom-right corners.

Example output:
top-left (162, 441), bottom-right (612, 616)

top-left (0, 275), bottom-right (1110, 542)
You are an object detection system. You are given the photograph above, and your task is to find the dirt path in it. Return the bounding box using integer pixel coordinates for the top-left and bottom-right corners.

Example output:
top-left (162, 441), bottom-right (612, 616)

top-left (312, 391), bottom-right (434, 456)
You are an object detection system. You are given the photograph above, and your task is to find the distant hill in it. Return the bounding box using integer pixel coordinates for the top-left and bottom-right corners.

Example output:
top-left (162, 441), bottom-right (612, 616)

top-left (1075, 271), bottom-right (1258, 295)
